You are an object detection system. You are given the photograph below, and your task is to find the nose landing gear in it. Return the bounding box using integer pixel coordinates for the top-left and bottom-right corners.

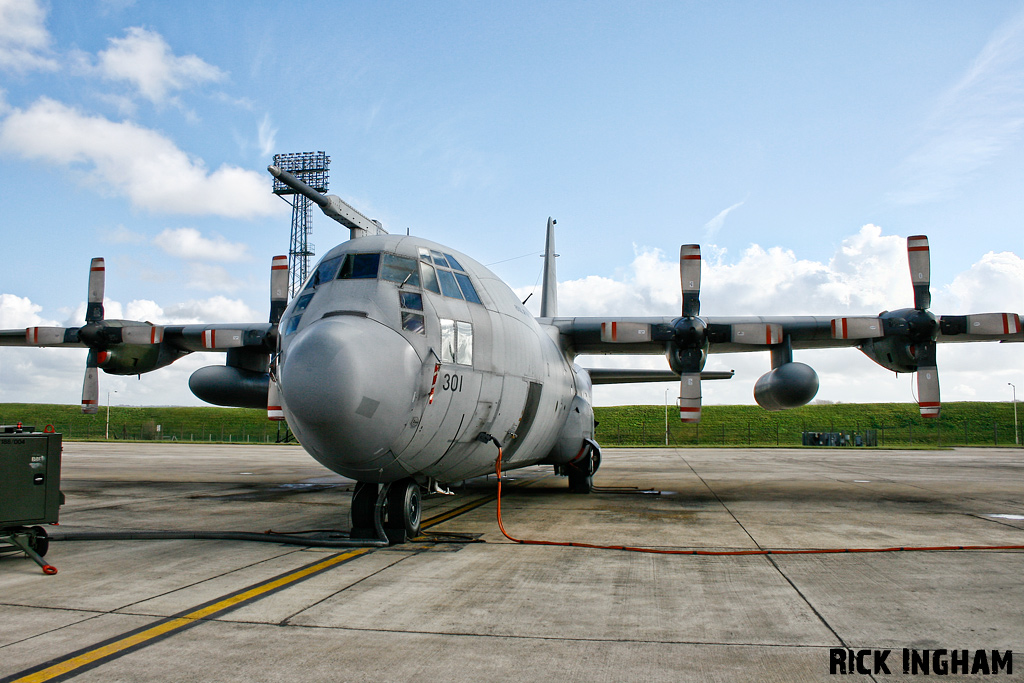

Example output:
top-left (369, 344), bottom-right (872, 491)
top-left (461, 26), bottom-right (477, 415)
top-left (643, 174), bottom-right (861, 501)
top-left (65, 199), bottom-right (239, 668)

top-left (350, 478), bottom-right (422, 544)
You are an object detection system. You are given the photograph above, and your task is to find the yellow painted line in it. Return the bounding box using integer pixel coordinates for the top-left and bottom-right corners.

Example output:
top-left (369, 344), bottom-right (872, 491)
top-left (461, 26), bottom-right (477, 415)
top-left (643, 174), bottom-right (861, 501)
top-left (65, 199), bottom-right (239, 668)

top-left (8, 547), bottom-right (372, 683)
top-left (420, 494), bottom-right (497, 529)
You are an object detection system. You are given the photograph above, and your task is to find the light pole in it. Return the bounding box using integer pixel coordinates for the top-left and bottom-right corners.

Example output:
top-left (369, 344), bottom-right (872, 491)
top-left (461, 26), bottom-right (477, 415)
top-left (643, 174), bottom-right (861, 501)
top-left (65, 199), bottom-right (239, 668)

top-left (105, 390), bottom-right (117, 440)
top-left (664, 388), bottom-right (669, 446)
top-left (1010, 383), bottom-right (1018, 446)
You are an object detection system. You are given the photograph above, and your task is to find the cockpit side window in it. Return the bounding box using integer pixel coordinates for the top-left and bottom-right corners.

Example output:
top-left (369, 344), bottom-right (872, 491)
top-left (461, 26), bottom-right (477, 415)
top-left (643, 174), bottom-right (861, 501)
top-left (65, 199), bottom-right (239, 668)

top-left (304, 255), bottom-right (343, 291)
top-left (282, 292), bottom-right (314, 337)
top-left (337, 253), bottom-right (381, 280)
top-left (440, 318), bottom-right (473, 365)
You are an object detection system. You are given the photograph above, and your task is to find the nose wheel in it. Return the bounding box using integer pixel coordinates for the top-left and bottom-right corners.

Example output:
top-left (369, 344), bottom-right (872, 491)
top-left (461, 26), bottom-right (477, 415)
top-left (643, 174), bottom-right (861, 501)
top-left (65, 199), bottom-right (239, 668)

top-left (350, 479), bottom-right (422, 544)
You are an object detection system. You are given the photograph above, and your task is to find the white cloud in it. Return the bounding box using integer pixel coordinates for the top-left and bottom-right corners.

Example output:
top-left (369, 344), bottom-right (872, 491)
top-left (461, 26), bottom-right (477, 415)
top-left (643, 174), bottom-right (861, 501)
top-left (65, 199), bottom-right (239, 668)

top-left (153, 227), bottom-right (250, 262)
top-left (0, 98), bottom-right (283, 217)
top-left (101, 225), bottom-right (147, 245)
top-left (938, 250), bottom-right (1024, 313)
top-left (528, 225), bottom-right (914, 319)
top-left (0, 293), bottom-right (56, 327)
top-left (183, 264), bottom-right (242, 293)
top-left (0, 0), bottom-right (58, 72)
top-left (96, 27), bottom-right (226, 105)
top-left (702, 200), bottom-right (744, 241)
top-left (891, 9), bottom-right (1024, 204)
top-left (258, 113), bottom-right (277, 157)
top-left (159, 296), bottom-right (259, 324)
top-left (524, 224), bottom-right (1023, 406)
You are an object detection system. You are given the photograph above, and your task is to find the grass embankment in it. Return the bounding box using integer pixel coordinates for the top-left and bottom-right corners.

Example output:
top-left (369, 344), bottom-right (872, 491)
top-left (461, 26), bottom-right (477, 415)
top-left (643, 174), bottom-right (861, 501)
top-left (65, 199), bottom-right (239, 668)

top-left (0, 402), bottom-right (1019, 447)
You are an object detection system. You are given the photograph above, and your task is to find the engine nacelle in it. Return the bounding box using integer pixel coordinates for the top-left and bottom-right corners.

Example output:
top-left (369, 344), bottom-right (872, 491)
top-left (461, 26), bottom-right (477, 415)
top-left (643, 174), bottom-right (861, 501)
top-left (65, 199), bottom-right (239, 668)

top-left (753, 362), bottom-right (819, 411)
top-left (92, 345), bottom-right (171, 376)
top-left (189, 365), bottom-right (269, 409)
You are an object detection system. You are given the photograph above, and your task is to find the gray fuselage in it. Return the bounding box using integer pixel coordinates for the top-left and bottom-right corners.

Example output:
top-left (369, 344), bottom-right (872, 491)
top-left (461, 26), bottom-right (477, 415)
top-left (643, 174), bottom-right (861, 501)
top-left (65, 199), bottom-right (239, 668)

top-left (275, 235), bottom-right (592, 484)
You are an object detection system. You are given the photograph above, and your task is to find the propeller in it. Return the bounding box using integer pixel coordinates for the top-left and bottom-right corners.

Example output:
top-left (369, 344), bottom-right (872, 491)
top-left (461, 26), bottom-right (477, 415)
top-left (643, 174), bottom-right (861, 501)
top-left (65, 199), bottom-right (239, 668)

top-left (674, 245), bottom-right (705, 422)
top-left (600, 244), bottom-right (784, 423)
top-left (830, 235), bottom-right (1020, 419)
top-left (25, 258), bottom-right (164, 414)
top-left (268, 255), bottom-right (289, 421)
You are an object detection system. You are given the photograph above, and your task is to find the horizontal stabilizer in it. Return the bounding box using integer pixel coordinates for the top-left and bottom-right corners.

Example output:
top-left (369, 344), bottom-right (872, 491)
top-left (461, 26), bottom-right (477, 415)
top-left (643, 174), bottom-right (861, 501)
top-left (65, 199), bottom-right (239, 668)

top-left (586, 368), bottom-right (734, 385)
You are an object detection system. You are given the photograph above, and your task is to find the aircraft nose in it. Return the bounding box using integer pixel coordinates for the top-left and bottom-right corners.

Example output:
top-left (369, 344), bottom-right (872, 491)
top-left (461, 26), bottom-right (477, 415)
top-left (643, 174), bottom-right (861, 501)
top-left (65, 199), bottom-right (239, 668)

top-left (278, 315), bottom-right (421, 480)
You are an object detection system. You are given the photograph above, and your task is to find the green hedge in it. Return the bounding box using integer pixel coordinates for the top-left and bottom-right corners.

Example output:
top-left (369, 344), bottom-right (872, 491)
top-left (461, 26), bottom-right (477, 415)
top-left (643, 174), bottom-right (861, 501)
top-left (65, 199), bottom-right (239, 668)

top-left (1, 401), bottom-right (1020, 447)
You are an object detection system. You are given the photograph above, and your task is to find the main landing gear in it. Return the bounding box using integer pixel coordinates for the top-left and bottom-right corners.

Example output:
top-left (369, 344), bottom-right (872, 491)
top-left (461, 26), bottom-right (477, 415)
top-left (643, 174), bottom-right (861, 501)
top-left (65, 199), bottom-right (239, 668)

top-left (559, 439), bottom-right (602, 494)
top-left (350, 478), bottom-right (422, 544)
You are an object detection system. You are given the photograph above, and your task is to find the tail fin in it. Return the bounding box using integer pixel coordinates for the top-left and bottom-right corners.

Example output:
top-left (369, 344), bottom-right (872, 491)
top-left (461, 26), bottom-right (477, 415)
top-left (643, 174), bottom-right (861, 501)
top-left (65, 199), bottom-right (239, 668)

top-left (540, 217), bottom-right (558, 317)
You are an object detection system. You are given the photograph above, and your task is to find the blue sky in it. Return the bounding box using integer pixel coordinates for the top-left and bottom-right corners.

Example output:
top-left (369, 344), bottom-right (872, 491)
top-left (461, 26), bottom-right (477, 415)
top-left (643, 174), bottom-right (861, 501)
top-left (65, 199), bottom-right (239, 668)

top-left (1, 1), bottom-right (1022, 408)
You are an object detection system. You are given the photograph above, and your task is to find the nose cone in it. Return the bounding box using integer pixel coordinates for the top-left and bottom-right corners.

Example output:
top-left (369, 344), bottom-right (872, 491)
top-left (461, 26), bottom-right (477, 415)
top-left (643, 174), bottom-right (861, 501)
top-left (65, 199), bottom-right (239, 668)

top-left (279, 316), bottom-right (421, 480)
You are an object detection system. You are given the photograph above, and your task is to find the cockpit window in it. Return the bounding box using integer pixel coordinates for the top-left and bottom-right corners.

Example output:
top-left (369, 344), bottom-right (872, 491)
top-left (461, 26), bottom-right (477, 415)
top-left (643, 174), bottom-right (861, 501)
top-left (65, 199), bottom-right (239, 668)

top-left (436, 268), bottom-right (462, 299)
top-left (292, 292), bottom-right (315, 314)
top-left (430, 250), bottom-right (450, 268)
top-left (304, 255), bottom-right (343, 290)
top-left (444, 253), bottom-right (465, 272)
top-left (399, 291), bottom-right (423, 310)
top-left (453, 272), bottom-right (481, 304)
top-left (337, 253), bottom-right (380, 280)
top-left (417, 247), bottom-right (480, 304)
top-left (381, 254), bottom-right (421, 287)
top-left (419, 262), bottom-right (440, 293)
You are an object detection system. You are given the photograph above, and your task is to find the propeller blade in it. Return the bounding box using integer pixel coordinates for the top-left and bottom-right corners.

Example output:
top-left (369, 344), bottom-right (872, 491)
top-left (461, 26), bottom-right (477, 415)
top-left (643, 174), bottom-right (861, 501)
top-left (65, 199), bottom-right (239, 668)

top-left (86, 257), bottom-right (105, 323)
top-left (201, 329), bottom-right (245, 349)
top-left (121, 325), bottom-right (164, 345)
top-left (25, 327), bottom-right (71, 346)
top-left (678, 373), bottom-right (701, 423)
top-left (270, 255), bottom-right (289, 324)
top-left (916, 342), bottom-right (940, 418)
top-left (680, 244), bottom-right (701, 317)
top-left (966, 313), bottom-right (1021, 335)
top-left (830, 317), bottom-right (884, 340)
top-left (82, 366), bottom-right (99, 414)
top-left (730, 323), bottom-right (783, 345)
top-left (267, 375), bottom-right (285, 421)
top-left (600, 321), bottom-right (652, 343)
top-left (907, 235), bottom-right (930, 310)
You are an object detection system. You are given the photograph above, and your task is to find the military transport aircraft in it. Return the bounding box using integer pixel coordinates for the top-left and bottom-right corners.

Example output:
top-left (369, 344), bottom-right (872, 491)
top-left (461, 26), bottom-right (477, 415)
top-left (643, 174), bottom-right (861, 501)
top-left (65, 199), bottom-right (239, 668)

top-left (2, 165), bottom-right (1021, 542)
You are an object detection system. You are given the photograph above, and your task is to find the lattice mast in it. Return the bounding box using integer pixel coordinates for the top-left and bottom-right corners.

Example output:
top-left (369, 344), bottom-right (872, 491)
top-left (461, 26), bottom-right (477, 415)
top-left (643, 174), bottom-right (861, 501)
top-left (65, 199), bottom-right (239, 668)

top-left (271, 152), bottom-right (330, 297)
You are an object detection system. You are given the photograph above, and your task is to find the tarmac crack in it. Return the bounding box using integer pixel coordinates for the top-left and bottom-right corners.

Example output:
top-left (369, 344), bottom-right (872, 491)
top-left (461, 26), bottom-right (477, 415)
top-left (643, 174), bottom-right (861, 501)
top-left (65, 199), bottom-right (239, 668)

top-left (110, 546), bottom-right (310, 615)
top-left (275, 620), bottom-right (845, 649)
top-left (670, 449), bottom-right (869, 677)
top-left (276, 549), bottom-right (423, 626)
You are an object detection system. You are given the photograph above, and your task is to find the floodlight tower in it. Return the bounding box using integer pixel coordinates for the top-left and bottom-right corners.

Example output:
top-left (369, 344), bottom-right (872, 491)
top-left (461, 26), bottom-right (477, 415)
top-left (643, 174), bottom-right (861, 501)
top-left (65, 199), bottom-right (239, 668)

top-left (271, 152), bottom-right (330, 297)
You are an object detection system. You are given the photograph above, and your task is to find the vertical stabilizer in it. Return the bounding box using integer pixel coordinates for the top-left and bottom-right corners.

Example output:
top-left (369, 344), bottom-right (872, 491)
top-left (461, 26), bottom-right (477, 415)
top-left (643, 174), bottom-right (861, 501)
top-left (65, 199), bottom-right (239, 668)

top-left (540, 218), bottom-right (558, 317)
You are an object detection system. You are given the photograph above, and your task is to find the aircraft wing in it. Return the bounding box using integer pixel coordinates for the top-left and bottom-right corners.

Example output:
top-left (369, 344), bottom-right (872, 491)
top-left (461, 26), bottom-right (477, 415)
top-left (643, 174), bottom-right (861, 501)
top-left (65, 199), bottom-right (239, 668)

top-left (555, 314), bottom-right (1022, 356)
top-left (545, 238), bottom-right (1021, 421)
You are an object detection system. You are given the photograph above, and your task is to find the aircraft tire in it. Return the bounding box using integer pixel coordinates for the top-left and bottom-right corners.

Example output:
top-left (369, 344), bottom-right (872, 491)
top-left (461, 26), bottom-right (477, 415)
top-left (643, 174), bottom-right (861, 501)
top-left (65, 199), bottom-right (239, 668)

top-left (567, 471), bottom-right (593, 494)
top-left (350, 482), bottom-right (378, 530)
top-left (386, 479), bottom-right (422, 538)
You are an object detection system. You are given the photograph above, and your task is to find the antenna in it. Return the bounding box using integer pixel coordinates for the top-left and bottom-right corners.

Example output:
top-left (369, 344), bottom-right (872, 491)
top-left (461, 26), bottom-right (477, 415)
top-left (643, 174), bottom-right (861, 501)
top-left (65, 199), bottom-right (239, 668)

top-left (272, 151), bottom-right (330, 297)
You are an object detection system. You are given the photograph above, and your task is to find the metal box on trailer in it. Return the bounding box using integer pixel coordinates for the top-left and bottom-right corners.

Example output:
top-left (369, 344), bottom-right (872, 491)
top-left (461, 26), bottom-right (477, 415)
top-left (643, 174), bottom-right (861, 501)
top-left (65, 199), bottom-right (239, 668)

top-left (0, 425), bottom-right (63, 527)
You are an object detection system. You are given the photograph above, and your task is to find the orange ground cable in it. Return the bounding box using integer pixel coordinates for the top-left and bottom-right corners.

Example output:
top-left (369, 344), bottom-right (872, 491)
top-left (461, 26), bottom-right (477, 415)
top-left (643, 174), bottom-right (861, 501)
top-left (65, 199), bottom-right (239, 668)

top-left (493, 449), bottom-right (1024, 556)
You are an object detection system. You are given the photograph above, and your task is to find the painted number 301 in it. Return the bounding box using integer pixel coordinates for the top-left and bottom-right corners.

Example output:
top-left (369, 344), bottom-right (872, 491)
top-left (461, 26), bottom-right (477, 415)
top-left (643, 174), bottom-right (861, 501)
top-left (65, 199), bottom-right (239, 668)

top-left (442, 374), bottom-right (462, 392)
